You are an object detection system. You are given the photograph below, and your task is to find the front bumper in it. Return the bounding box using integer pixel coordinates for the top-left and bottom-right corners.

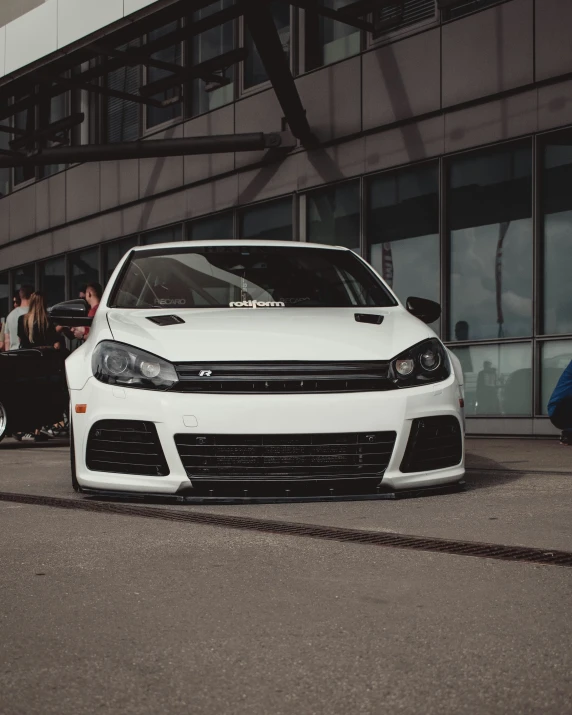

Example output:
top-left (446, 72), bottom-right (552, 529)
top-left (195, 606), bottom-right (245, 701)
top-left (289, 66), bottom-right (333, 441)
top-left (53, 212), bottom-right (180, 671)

top-left (70, 375), bottom-right (465, 494)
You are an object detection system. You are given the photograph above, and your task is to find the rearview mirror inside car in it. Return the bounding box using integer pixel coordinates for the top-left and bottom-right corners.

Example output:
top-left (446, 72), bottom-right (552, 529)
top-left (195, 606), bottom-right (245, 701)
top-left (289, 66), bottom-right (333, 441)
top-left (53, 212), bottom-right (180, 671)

top-left (49, 299), bottom-right (93, 327)
top-left (406, 297), bottom-right (441, 324)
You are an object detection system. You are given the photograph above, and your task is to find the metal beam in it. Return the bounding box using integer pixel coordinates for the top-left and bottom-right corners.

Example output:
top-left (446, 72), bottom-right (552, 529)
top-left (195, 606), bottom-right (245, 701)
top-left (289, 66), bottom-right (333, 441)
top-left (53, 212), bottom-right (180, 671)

top-left (139, 47), bottom-right (248, 97)
top-left (10, 112), bottom-right (85, 151)
top-left (45, 74), bottom-right (165, 108)
top-left (243, 0), bottom-right (314, 145)
top-left (0, 132), bottom-right (296, 167)
top-left (91, 42), bottom-right (182, 74)
top-left (288, 0), bottom-right (374, 32)
top-left (0, 124), bottom-right (27, 137)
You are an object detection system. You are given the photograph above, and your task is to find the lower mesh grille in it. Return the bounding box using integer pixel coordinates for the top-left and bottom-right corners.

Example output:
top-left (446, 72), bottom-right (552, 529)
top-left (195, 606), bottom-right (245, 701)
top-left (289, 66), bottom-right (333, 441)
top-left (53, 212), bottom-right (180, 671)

top-left (400, 416), bottom-right (463, 473)
top-left (86, 420), bottom-right (169, 476)
top-left (174, 432), bottom-right (396, 481)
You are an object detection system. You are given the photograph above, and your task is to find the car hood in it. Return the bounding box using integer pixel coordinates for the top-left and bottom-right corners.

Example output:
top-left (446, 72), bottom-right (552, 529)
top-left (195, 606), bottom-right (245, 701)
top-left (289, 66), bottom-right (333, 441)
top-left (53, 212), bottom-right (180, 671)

top-left (105, 307), bottom-right (436, 362)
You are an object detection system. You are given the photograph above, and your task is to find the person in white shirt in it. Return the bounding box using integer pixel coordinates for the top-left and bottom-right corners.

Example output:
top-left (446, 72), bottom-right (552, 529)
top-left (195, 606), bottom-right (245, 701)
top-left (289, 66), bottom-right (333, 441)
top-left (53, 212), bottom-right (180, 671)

top-left (4, 285), bottom-right (33, 351)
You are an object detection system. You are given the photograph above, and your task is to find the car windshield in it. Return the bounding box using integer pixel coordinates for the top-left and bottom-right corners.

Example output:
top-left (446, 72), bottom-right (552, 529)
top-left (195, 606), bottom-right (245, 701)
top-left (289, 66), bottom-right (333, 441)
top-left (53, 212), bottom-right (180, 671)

top-left (110, 245), bottom-right (396, 309)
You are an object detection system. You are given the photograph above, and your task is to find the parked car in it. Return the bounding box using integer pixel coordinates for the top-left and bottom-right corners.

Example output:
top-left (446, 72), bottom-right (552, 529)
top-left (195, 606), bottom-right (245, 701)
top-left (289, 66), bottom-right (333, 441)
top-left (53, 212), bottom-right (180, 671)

top-left (0, 348), bottom-right (68, 441)
top-left (52, 241), bottom-right (465, 497)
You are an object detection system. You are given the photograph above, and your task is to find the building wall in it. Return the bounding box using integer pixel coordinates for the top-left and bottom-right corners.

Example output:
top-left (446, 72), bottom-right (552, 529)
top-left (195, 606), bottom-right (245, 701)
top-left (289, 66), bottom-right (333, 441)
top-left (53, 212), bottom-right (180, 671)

top-left (1, 0), bottom-right (572, 436)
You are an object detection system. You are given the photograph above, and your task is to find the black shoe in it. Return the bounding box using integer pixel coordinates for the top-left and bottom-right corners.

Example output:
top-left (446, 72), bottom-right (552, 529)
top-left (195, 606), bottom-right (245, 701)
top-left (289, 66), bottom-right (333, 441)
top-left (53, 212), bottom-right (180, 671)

top-left (559, 431), bottom-right (572, 446)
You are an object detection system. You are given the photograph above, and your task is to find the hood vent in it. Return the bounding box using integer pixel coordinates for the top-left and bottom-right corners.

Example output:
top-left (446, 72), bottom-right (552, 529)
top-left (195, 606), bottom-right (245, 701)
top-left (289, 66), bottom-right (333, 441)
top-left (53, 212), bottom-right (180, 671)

top-left (146, 315), bottom-right (185, 327)
top-left (355, 313), bottom-right (384, 325)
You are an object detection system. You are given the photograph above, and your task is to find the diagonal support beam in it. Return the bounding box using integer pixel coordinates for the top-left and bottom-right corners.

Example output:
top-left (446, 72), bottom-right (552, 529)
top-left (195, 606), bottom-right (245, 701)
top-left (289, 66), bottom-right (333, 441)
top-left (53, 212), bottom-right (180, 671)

top-left (242, 0), bottom-right (314, 145)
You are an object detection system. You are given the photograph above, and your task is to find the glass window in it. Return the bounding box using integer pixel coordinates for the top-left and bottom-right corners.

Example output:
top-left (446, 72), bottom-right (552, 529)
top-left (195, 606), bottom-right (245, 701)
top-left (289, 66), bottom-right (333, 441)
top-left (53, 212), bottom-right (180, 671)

top-left (146, 23), bottom-right (183, 129)
top-left (140, 225), bottom-right (182, 246)
top-left (0, 122), bottom-right (10, 197)
top-left (541, 341), bottom-right (572, 415)
top-left (448, 144), bottom-right (533, 341)
top-left (40, 257), bottom-right (66, 308)
top-left (104, 236), bottom-right (139, 283)
top-left (106, 41), bottom-right (142, 143)
top-left (12, 264), bottom-right (36, 291)
top-left (444, 0), bottom-right (502, 21)
top-left (450, 343), bottom-right (532, 416)
top-left (13, 97), bottom-right (36, 185)
top-left (542, 134), bottom-right (572, 335)
top-left (111, 245), bottom-right (396, 309)
top-left (0, 271), bottom-right (9, 330)
top-left (244, 1), bottom-right (290, 89)
top-left (69, 248), bottom-right (100, 299)
top-left (187, 213), bottom-right (234, 241)
top-left (305, 0), bottom-right (360, 71)
top-left (240, 198), bottom-right (293, 241)
top-left (40, 88), bottom-right (68, 178)
top-left (192, 1), bottom-right (236, 116)
top-left (369, 163), bottom-right (439, 312)
top-left (307, 181), bottom-right (360, 252)
top-left (373, 0), bottom-right (435, 37)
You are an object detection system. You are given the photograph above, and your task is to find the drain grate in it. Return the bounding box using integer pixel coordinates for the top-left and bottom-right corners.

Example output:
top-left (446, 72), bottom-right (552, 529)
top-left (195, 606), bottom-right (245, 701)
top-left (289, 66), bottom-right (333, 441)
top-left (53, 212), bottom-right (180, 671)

top-left (1, 491), bottom-right (571, 568)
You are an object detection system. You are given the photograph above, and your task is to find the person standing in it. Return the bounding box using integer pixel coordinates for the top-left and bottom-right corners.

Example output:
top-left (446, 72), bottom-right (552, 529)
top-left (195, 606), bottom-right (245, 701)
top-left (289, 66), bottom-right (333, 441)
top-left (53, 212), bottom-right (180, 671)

top-left (548, 359), bottom-right (572, 446)
top-left (72, 282), bottom-right (102, 341)
top-left (4, 285), bottom-right (32, 351)
top-left (17, 292), bottom-right (61, 350)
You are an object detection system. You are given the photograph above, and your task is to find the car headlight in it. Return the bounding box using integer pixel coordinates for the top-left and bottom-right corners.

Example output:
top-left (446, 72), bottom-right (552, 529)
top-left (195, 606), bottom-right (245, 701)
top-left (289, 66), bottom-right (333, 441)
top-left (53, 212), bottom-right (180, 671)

top-left (390, 339), bottom-right (450, 387)
top-left (92, 341), bottom-right (178, 390)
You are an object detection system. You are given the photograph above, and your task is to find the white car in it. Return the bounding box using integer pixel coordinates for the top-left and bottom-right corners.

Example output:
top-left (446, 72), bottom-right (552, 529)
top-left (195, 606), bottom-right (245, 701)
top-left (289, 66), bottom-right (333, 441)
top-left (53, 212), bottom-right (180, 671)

top-left (52, 241), bottom-right (465, 499)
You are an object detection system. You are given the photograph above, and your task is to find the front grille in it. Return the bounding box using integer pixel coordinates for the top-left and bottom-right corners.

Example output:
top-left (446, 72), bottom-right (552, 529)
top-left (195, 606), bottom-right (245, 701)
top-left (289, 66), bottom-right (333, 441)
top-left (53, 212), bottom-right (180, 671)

top-left (173, 362), bottom-right (393, 394)
top-left (86, 420), bottom-right (169, 476)
top-left (174, 432), bottom-right (397, 481)
top-left (400, 417), bottom-right (462, 473)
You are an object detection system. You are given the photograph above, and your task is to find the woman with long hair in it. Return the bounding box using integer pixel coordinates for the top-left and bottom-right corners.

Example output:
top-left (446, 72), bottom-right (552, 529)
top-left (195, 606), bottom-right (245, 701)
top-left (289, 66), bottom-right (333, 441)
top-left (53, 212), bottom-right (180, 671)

top-left (17, 292), bottom-right (61, 350)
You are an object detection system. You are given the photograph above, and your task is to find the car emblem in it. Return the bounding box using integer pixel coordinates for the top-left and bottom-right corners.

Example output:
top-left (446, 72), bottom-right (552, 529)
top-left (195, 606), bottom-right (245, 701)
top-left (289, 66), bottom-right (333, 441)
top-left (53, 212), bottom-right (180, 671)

top-left (198, 370), bottom-right (212, 377)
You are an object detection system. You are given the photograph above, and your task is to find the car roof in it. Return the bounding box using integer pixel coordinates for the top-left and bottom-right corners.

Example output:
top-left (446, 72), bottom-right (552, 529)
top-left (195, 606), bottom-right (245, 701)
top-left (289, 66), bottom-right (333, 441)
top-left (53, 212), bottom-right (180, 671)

top-left (132, 240), bottom-right (351, 252)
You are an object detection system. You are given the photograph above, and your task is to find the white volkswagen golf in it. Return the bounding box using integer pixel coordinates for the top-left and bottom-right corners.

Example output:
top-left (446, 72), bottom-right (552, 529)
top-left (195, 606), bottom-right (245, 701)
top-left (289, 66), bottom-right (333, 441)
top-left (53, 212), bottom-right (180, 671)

top-left (52, 241), bottom-right (465, 499)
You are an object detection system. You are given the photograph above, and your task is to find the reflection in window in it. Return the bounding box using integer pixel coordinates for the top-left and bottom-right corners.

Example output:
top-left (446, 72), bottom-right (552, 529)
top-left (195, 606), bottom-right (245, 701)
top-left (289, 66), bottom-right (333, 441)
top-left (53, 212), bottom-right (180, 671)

top-left (40, 257), bottom-right (66, 308)
top-left (12, 264), bottom-right (36, 291)
top-left (40, 88), bottom-right (68, 178)
top-left (192, 1), bottom-right (236, 116)
top-left (450, 343), bottom-right (532, 416)
top-left (542, 135), bottom-right (572, 335)
top-left (0, 271), bottom-right (9, 325)
top-left (369, 163), bottom-right (439, 312)
top-left (240, 198), bottom-right (293, 241)
top-left (444, 0), bottom-right (502, 20)
top-left (307, 181), bottom-right (360, 252)
top-left (244, 1), bottom-right (290, 88)
top-left (146, 23), bottom-right (182, 129)
top-left (541, 341), bottom-right (572, 415)
top-left (13, 97), bottom-right (36, 185)
top-left (448, 144), bottom-right (532, 341)
top-left (140, 225), bottom-right (183, 245)
top-left (305, 0), bottom-right (360, 71)
top-left (106, 40), bottom-right (142, 143)
top-left (0, 122), bottom-right (10, 196)
top-left (69, 248), bottom-right (99, 299)
top-left (187, 213), bottom-right (234, 241)
top-left (104, 236), bottom-right (139, 283)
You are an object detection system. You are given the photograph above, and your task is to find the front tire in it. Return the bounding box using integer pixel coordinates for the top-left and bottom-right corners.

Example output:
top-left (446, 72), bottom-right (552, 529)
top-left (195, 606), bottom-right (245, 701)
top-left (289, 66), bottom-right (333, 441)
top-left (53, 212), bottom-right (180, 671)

top-left (70, 418), bottom-right (82, 493)
top-left (0, 400), bottom-right (8, 443)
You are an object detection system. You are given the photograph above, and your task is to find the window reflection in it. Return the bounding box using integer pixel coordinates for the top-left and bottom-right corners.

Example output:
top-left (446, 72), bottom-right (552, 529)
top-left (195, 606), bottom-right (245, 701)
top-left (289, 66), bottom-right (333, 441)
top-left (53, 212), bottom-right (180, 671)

top-left (305, 0), bottom-right (360, 71)
top-left (451, 343), bottom-right (532, 416)
top-left (12, 264), bottom-right (36, 291)
top-left (104, 236), bottom-right (139, 283)
top-left (140, 225), bottom-right (182, 246)
top-left (449, 144), bottom-right (533, 340)
top-left (107, 40), bottom-right (142, 143)
top-left (240, 198), bottom-right (293, 241)
top-left (542, 135), bottom-right (572, 335)
top-left (244, 1), bottom-right (290, 88)
top-left (188, 213), bottom-right (234, 241)
top-left (69, 248), bottom-right (99, 299)
top-left (368, 163), bottom-right (439, 321)
top-left (40, 257), bottom-right (66, 308)
top-left (0, 272), bottom-right (9, 328)
top-left (307, 181), bottom-right (360, 252)
top-left (192, 1), bottom-right (236, 116)
top-left (541, 341), bottom-right (572, 415)
top-left (146, 23), bottom-right (182, 129)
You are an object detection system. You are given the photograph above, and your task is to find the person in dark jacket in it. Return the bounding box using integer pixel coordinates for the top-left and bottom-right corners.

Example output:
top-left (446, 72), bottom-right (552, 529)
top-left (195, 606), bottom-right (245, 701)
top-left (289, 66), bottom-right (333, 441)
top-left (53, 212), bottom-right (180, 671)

top-left (17, 292), bottom-right (61, 350)
top-left (548, 359), bottom-right (572, 446)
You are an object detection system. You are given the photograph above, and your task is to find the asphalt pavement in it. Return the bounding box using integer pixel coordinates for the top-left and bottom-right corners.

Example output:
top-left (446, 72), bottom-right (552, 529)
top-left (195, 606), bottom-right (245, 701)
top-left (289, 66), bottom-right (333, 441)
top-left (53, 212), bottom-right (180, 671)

top-left (1, 437), bottom-right (571, 714)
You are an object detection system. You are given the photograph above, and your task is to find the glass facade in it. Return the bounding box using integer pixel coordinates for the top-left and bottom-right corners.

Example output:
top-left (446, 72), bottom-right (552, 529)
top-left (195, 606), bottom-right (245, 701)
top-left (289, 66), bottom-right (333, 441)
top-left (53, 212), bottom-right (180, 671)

top-left (240, 197), bottom-right (293, 241)
top-left (104, 236), bottom-right (139, 283)
top-left (542, 134), bottom-right (572, 336)
top-left (187, 213), bottom-right (234, 241)
top-left (307, 181), bottom-right (360, 251)
top-left (541, 341), bottom-right (572, 415)
top-left (0, 272), bottom-right (9, 330)
top-left (146, 23), bottom-right (183, 129)
top-left (40, 257), bottom-right (66, 308)
top-left (13, 264), bottom-right (36, 291)
top-left (69, 248), bottom-right (99, 299)
top-left (305, 0), bottom-right (360, 71)
top-left (106, 40), bottom-right (141, 143)
top-left (140, 225), bottom-right (183, 245)
top-left (244, 2), bottom-right (290, 89)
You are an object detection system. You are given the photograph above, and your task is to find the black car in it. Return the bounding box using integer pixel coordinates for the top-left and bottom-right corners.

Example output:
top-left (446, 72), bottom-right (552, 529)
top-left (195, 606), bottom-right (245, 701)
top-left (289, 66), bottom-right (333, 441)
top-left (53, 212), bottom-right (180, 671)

top-left (0, 348), bottom-right (68, 442)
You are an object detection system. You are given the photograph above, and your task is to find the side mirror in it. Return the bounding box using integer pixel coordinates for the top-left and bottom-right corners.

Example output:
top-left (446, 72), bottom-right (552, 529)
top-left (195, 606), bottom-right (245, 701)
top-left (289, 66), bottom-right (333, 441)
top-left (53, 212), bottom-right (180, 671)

top-left (49, 299), bottom-right (93, 327)
top-left (406, 296), bottom-right (441, 324)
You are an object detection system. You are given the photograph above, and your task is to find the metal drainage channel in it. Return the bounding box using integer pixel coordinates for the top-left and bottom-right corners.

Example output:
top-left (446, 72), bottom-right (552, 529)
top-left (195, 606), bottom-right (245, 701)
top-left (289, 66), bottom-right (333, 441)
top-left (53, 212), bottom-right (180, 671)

top-left (1, 491), bottom-right (571, 569)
